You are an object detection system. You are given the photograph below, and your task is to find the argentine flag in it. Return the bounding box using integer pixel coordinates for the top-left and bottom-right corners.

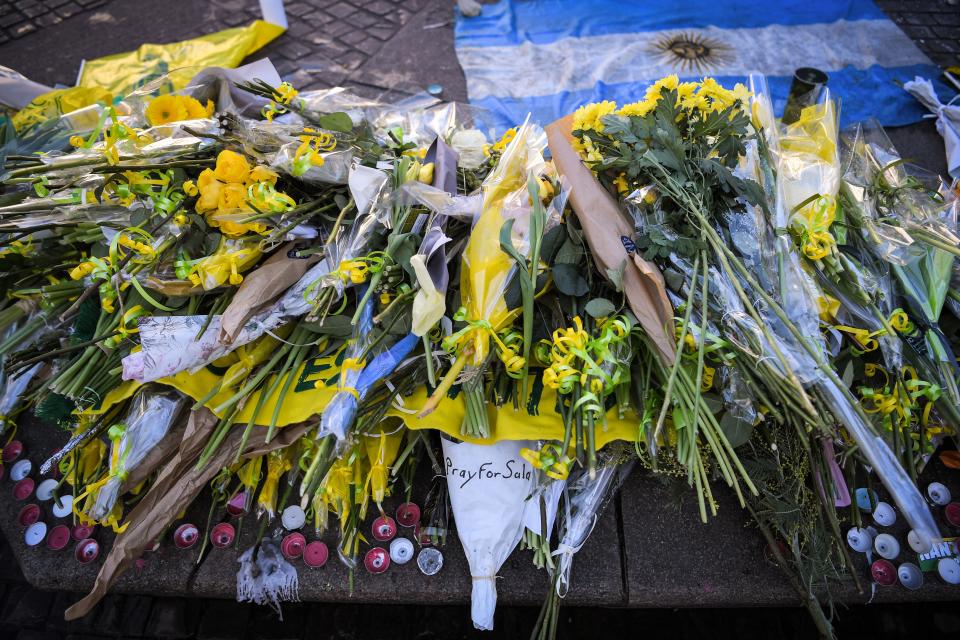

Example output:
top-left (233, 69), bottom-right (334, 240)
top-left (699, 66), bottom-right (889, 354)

top-left (455, 0), bottom-right (952, 133)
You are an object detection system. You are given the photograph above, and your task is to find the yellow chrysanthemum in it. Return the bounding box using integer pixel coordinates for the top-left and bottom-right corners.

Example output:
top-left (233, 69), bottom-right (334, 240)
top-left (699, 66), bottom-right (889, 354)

top-left (617, 99), bottom-right (656, 118)
top-left (613, 173), bottom-right (630, 195)
top-left (644, 74), bottom-right (679, 102)
top-left (572, 100), bottom-right (617, 133)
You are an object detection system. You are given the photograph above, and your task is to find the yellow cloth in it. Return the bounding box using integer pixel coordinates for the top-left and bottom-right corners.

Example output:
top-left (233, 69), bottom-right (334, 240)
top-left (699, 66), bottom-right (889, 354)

top-left (78, 20), bottom-right (284, 96)
top-left (12, 86), bottom-right (112, 132)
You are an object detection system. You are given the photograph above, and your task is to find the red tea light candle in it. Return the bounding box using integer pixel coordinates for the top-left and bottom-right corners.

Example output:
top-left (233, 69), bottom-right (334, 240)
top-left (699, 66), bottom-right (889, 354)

top-left (371, 515), bottom-right (397, 542)
top-left (303, 541), bottom-right (329, 568)
top-left (870, 559), bottom-right (898, 587)
top-left (210, 523), bottom-right (235, 549)
top-left (75, 538), bottom-right (100, 564)
top-left (17, 503), bottom-right (41, 528)
top-left (396, 502), bottom-right (420, 528)
top-left (364, 546), bottom-right (390, 574)
top-left (71, 524), bottom-right (95, 541)
top-left (13, 478), bottom-right (35, 502)
top-left (943, 502), bottom-right (960, 529)
top-left (47, 525), bottom-right (72, 551)
top-left (281, 532), bottom-right (306, 560)
top-left (173, 524), bottom-right (200, 549)
top-left (2, 440), bottom-right (24, 464)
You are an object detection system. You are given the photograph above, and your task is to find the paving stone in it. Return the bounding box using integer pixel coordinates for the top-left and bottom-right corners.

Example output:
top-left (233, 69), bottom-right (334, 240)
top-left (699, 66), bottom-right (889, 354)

top-left (0, 13), bottom-right (25, 29)
top-left (248, 602), bottom-right (306, 640)
top-left (365, 1), bottom-right (395, 16)
top-left (47, 592), bottom-right (100, 634)
top-left (343, 11), bottom-right (379, 29)
top-left (144, 599), bottom-right (190, 640)
top-left (301, 10), bottom-right (333, 27)
top-left (15, 632), bottom-right (64, 640)
top-left (35, 13), bottom-right (63, 27)
top-left (338, 28), bottom-right (367, 46)
top-left (277, 39), bottom-right (313, 60)
top-left (53, 2), bottom-right (81, 18)
top-left (92, 595), bottom-right (126, 636)
top-left (118, 595), bottom-right (153, 637)
top-left (195, 599), bottom-right (251, 640)
top-left (325, 2), bottom-right (355, 20)
top-left (1, 587), bottom-right (55, 629)
top-left (284, 2), bottom-right (314, 18)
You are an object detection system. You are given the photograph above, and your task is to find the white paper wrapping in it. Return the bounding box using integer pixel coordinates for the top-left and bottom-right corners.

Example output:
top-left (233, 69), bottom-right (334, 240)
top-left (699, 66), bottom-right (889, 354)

top-left (443, 438), bottom-right (537, 631)
top-left (904, 76), bottom-right (960, 180)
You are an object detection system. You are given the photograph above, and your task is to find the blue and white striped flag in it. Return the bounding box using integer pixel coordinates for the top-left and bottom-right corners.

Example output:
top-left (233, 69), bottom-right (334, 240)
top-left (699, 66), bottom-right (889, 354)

top-left (455, 0), bottom-right (953, 133)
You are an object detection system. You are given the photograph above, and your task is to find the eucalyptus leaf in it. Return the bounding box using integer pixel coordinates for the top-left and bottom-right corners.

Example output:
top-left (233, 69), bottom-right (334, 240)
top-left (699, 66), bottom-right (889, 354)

top-left (605, 260), bottom-right (626, 292)
top-left (585, 297), bottom-right (616, 318)
top-left (318, 112), bottom-right (353, 133)
top-left (719, 411), bottom-right (753, 448)
top-left (553, 263), bottom-right (589, 296)
top-left (540, 225), bottom-right (566, 264)
top-left (554, 238), bottom-right (581, 265)
top-left (300, 315), bottom-right (354, 337)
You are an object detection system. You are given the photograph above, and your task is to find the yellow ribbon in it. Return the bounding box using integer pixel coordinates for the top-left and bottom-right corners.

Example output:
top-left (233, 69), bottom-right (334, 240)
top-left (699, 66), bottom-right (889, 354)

top-left (104, 305), bottom-right (147, 349)
top-left (520, 443), bottom-right (571, 480)
top-left (790, 195), bottom-right (837, 261)
top-left (443, 306), bottom-right (527, 377)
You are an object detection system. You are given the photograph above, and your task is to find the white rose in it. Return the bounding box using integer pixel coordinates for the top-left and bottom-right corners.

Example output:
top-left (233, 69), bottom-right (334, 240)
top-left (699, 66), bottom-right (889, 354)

top-left (450, 128), bottom-right (488, 170)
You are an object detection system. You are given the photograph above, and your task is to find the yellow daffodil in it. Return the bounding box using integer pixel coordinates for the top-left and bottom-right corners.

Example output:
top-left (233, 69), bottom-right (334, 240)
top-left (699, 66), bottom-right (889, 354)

top-left (145, 95), bottom-right (188, 126)
top-left (145, 95), bottom-right (213, 126)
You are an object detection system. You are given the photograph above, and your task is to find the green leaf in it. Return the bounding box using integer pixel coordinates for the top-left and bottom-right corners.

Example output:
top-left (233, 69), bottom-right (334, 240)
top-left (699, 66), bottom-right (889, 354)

top-left (553, 263), bottom-right (589, 296)
top-left (317, 112), bottom-right (353, 133)
top-left (585, 297), bottom-right (616, 318)
top-left (389, 232), bottom-right (419, 279)
top-left (498, 218), bottom-right (527, 267)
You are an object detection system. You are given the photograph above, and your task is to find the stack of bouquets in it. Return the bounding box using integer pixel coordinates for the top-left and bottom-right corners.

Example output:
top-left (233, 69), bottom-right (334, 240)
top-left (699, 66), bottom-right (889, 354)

top-left (0, 62), bottom-right (957, 640)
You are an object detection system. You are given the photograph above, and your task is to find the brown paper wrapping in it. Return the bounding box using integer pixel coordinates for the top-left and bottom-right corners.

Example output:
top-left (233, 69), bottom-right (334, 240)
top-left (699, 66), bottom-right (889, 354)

top-left (219, 243), bottom-right (320, 343)
top-left (545, 115), bottom-right (675, 364)
top-left (65, 409), bottom-right (311, 620)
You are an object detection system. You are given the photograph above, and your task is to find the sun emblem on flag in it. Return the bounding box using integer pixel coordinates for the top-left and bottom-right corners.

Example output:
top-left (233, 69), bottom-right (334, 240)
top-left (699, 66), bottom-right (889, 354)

top-left (649, 31), bottom-right (733, 72)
